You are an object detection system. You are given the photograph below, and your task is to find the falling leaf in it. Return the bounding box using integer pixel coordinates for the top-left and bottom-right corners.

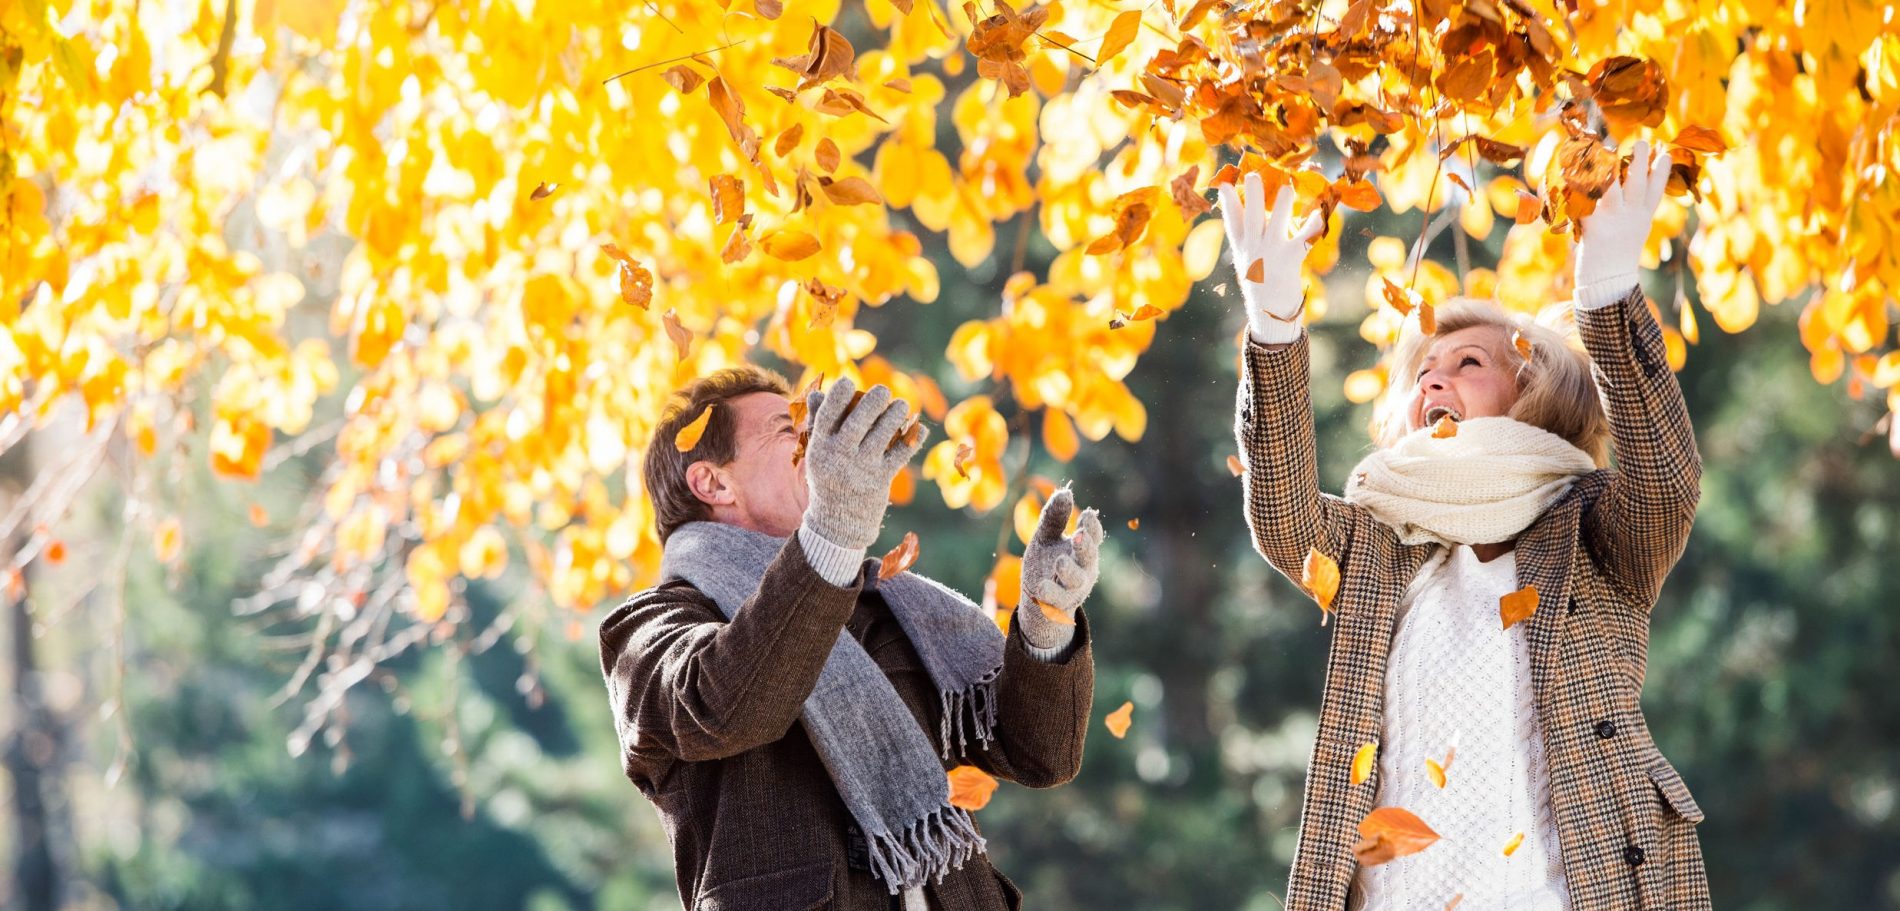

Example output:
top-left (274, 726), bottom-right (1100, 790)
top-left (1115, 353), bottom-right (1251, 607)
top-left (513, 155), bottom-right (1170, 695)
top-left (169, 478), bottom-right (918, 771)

top-left (818, 175), bottom-right (883, 205)
top-left (804, 278), bottom-right (845, 327)
top-left (1381, 277), bottom-right (1414, 316)
top-left (953, 442), bottom-right (975, 479)
top-left (1105, 701), bottom-right (1134, 738)
top-left (1126, 518), bottom-right (1140, 530)
top-left (1126, 304), bottom-right (1165, 322)
top-left (879, 531), bottom-right (921, 580)
top-left (602, 243), bottom-right (653, 309)
top-left (1353, 807), bottom-right (1441, 867)
top-left (248, 504), bottom-right (270, 527)
top-left (772, 21), bottom-right (855, 90)
top-left (1085, 195), bottom-right (1155, 254)
top-left (1512, 330), bottom-right (1534, 360)
top-left (947, 765), bottom-right (998, 810)
top-left (529, 181), bottom-right (557, 200)
top-left (1351, 742), bottom-right (1377, 785)
top-left (1431, 415), bottom-right (1458, 438)
top-left (1302, 548), bottom-right (1341, 622)
top-left (1097, 10), bottom-right (1142, 65)
top-left (884, 77), bottom-right (912, 92)
top-left (721, 215), bottom-right (754, 264)
top-left (1587, 55), bottom-right (1668, 130)
top-left (1171, 166), bottom-right (1211, 218)
top-left (709, 174), bottom-right (745, 225)
top-left (1419, 302), bottom-right (1436, 335)
top-left (773, 124), bottom-right (804, 157)
top-left (762, 229), bottom-right (822, 260)
top-left (1671, 124), bottom-right (1727, 154)
top-left (154, 517), bottom-right (182, 564)
top-left (1502, 831), bottom-right (1526, 857)
top-left (663, 309), bottom-right (693, 360)
top-left (661, 64), bottom-right (704, 94)
top-left (1425, 757), bottom-right (1448, 789)
top-left (1500, 584), bottom-right (1539, 630)
top-left (45, 540), bottom-right (67, 564)
top-left (675, 404), bottom-right (715, 452)
top-left (815, 137), bottom-right (842, 173)
top-left (1225, 454), bottom-right (1244, 476)
top-left (1035, 597), bottom-right (1075, 626)
top-left (755, 0), bottom-right (783, 19)
top-left (1246, 258), bottom-right (1266, 282)
top-left (1445, 896), bottom-right (1465, 911)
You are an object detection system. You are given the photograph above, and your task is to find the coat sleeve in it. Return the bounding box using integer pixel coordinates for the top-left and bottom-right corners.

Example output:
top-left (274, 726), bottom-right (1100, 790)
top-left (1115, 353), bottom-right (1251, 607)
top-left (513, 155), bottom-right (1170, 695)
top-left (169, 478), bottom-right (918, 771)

top-left (1576, 286), bottom-right (1703, 605)
top-left (598, 533), bottom-right (860, 769)
top-left (956, 611), bottom-right (1095, 788)
top-left (1236, 334), bottom-right (1376, 588)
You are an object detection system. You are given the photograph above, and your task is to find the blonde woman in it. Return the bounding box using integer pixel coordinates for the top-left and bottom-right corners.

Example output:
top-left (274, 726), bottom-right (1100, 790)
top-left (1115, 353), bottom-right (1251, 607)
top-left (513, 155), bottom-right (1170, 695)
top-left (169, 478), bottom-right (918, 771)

top-left (1220, 141), bottom-right (1708, 911)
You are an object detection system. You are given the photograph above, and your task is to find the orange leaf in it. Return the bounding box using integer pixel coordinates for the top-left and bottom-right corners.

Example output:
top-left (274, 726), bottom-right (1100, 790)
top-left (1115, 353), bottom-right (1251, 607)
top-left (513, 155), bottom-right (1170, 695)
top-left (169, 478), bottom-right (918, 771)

top-left (1126, 518), bottom-right (1140, 530)
top-left (663, 309), bottom-right (693, 361)
top-left (879, 531), bottom-right (920, 580)
top-left (1353, 807), bottom-right (1441, 867)
top-left (1671, 124), bottom-right (1727, 154)
top-left (762, 229), bottom-right (822, 261)
top-left (1419, 302), bottom-right (1436, 335)
top-left (1097, 10), bottom-right (1142, 65)
top-left (1380, 277), bottom-right (1414, 316)
top-left (772, 21), bottom-right (855, 90)
top-left (947, 765), bottom-right (998, 810)
top-left (1502, 831), bottom-right (1526, 857)
top-left (1042, 409), bottom-right (1079, 462)
top-left (1351, 742), bottom-right (1377, 785)
top-left (675, 404), bottom-right (715, 452)
top-left (661, 64), bottom-right (704, 94)
top-left (44, 540), bottom-right (66, 564)
top-left (1512, 330), bottom-right (1534, 360)
top-left (773, 123), bottom-right (804, 157)
top-left (1431, 415), bottom-right (1457, 438)
top-left (815, 137), bottom-right (841, 173)
top-left (1225, 454), bottom-right (1244, 477)
top-left (1425, 757), bottom-right (1447, 789)
top-left (1035, 597), bottom-right (1074, 626)
top-left (1171, 166), bottom-right (1211, 218)
top-left (1127, 304), bottom-right (1165, 322)
top-left (619, 260), bottom-right (653, 309)
top-left (1211, 163), bottom-right (1241, 187)
top-left (1302, 548), bottom-right (1341, 621)
top-left (1514, 190), bottom-right (1542, 225)
top-left (1499, 584), bottom-right (1539, 630)
top-left (1445, 896), bottom-right (1465, 911)
top-left (1245, 258), bottom-right (1265, 282)
top-left (818, 175), bottom-right (882, 206)
top-left (709, 174), bottom-right (745, 225)
top-left (1335, 178), bottom-right (1381, 211)
top-left (1104, 701), bottom-right (1134, 738)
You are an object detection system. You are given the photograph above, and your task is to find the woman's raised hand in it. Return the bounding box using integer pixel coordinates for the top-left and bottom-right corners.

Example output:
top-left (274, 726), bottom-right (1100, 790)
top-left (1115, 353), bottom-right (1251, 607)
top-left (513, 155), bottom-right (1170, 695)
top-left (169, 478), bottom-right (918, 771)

top-left (1217, 171), bottom-right (1327, 345)
top-left (1573, 139), bottom-right (1673, 311)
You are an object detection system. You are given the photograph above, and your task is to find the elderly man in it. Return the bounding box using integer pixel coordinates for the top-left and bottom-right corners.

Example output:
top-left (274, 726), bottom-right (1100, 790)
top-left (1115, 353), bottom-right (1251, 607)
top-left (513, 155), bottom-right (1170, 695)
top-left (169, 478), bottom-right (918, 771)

top-left (600, 367), bottom-right (1104, 910)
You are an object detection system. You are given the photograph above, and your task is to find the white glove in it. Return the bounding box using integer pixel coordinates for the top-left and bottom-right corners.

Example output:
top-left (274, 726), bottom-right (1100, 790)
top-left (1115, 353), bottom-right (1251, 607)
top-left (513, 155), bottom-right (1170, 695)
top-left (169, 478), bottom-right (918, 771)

top-left (1574, 139), bottom-right (1672, 311)
top-left (1217, 171), bottom-right (1326, 345)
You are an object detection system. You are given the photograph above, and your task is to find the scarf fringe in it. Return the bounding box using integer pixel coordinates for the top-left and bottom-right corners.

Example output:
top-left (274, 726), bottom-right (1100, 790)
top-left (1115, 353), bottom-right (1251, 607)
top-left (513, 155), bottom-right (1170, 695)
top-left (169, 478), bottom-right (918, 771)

top-left (936, 670), bottom-right (1002, 760)
top-left (867, 803), bottom-right (988, 894)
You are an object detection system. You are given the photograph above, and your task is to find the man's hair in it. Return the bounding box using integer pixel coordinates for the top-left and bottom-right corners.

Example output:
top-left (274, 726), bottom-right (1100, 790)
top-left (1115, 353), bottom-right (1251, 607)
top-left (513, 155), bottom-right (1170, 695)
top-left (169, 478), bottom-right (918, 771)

top-left (645, 366), bottom-right (793, 543)
top-left (1373, 297), bottom-right (1611, 467)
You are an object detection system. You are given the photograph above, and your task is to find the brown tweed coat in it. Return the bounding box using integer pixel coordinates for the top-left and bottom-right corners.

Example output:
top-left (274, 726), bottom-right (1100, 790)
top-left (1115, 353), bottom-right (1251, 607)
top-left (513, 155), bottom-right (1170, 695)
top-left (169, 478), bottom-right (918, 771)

top-left (1234, 289), bottom-right (1709, 911)
top-left (599, 533), bottom-right (1094, 911)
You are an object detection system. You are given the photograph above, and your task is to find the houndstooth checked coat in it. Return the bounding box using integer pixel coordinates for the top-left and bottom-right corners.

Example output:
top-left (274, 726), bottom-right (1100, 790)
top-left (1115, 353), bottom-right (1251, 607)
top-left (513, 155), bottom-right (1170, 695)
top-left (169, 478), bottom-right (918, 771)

top-left (1234, 289), bottom-right (1710, 911)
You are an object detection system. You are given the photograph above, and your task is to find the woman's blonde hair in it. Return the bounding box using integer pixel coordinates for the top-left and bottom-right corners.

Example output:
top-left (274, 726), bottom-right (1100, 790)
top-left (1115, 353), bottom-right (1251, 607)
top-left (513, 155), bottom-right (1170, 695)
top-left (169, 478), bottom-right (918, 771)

top-left (1373, 297), bottom-right (1611, 467)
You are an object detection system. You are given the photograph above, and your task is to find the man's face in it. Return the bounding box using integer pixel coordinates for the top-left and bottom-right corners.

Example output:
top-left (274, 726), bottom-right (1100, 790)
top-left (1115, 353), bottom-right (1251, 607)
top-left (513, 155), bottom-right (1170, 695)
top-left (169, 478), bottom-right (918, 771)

top-left (699, 391), bottom-right (808, 538)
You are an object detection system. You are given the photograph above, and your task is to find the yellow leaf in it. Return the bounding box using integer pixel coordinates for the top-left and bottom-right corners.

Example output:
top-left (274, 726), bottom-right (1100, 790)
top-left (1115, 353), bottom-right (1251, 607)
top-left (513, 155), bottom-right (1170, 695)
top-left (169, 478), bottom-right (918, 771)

top-left (1425, 757), bottom-right (1447, 789)
top-left (1097, 10), bottom-right (1142, 65)
top-left (1500, 584), bottom-right (1539, 630)
top-left (762, 229), bottom-right (822, 261)
top-left (154, 517), bottom-right (182, 564)
top-left (1431, 415), bottom-right (1457, 438)
top-left (1105, 701), bottom-right (1134, 738)
top-left (1302, 548), bottom-right (1341, 621)
top-left (1035, 597), bottom-right (1074, 626)
top-left (1351, 742), bottom-right (1377, 785)
top-left (1502, 831), bottom-right (1526, 857)
top-left (675, 404), bottom-right (715, 452)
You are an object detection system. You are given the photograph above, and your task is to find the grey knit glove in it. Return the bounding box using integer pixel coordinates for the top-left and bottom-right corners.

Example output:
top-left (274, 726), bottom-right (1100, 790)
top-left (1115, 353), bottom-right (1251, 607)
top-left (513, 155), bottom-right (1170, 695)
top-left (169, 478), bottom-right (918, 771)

top-left (800, 378), bottom-right (928, 551)
top-left (1015, 487), bottom-right (1105, 652)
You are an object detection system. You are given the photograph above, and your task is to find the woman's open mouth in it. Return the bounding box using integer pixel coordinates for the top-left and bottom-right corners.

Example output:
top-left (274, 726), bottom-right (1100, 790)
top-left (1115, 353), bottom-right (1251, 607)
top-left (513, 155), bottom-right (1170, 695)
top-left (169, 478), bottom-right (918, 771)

top-left (1423, 405), bottom-right (1462, 425)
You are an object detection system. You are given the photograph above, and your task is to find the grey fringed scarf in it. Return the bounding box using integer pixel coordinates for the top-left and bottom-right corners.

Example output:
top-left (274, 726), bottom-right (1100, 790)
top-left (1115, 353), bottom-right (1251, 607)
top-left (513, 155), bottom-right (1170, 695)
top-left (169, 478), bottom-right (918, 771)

top-left (659, 521), bottom-right (1006, 894)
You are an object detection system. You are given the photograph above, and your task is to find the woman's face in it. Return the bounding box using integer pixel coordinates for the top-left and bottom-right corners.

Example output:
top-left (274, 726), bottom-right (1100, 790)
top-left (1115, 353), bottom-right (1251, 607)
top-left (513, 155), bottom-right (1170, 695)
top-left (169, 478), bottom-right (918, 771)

top-left (1404, 325), bottom-right (1522, 434)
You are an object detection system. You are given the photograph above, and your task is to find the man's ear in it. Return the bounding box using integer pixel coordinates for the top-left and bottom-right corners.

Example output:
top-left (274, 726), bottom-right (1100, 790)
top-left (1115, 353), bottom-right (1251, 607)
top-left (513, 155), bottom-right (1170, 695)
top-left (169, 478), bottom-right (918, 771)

top-left (685, 461), bottom-right (734, 508)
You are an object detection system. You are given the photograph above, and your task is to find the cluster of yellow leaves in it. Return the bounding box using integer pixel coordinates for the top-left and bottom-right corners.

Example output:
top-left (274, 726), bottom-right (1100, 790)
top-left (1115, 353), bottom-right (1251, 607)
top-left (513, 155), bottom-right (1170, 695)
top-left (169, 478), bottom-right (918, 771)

top-left (8, 0), bottom-right (1900, 651)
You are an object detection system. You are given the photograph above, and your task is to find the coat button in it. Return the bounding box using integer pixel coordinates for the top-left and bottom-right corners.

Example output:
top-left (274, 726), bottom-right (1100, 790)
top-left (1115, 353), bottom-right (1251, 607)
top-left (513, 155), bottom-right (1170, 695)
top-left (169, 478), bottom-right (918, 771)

top-left (1594, 719), bottom-right (1617, 740)
top-left (1624, 844), bottom-right (1646, 866)
top-left (1240, 406), bottom-right (1252, 426)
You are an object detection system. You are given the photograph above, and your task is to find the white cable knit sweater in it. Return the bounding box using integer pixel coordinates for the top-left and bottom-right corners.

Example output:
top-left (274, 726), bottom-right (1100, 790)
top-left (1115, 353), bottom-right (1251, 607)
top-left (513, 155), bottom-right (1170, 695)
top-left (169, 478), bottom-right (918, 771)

top-left (1349, 545), bottom-right (1570, 911)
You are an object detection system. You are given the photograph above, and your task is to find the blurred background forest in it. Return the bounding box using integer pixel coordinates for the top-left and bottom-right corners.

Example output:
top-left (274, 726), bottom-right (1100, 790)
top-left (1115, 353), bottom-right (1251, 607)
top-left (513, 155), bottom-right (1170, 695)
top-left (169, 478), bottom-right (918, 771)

top-left (5, 0), bottom-right (1900, 909)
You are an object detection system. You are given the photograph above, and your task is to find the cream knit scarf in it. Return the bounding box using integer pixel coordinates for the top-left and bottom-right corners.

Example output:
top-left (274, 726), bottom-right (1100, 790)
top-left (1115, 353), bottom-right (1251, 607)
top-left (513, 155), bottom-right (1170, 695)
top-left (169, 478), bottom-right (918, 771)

top-left (1344, 417), bottom-right (1597, 547)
